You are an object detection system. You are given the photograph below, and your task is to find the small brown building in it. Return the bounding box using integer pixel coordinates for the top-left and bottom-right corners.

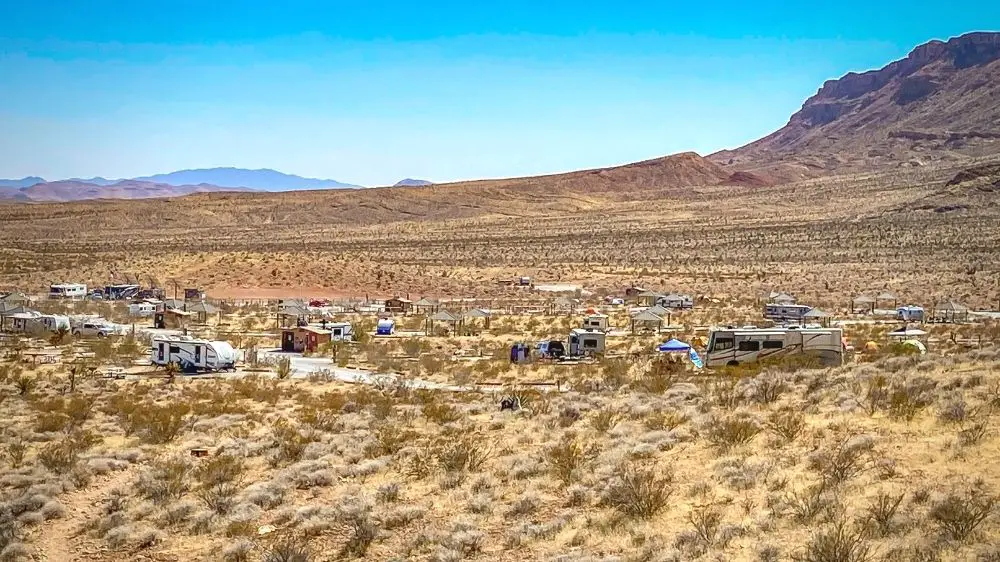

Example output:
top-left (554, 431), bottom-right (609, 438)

top-left (280, 326), bottom-right (332, 353)
top-left (385, 297), bottom-right (413, 314)
top-left (154, 308), bottom-right (193, 329)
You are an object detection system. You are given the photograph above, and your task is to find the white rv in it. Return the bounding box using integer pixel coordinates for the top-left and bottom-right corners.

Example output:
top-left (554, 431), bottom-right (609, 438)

top-left (706, 326), bottom-right (844, 368)
top-left (49, 283), bottom-right (87, 299)
top-left (763, 303), bottom-right (813, 322)
top-left (1, 312), bottom-right (70, 334)
top-left (36, 314), bottom-right (71, 332)
top-left (582, 313), bottom-right (609, 332)
top-left (151, 336), bottom-right (238, 372)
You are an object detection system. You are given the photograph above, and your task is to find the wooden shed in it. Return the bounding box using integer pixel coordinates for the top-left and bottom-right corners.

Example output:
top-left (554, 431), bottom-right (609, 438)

top-left (385, 297), bottom-right (413, 314)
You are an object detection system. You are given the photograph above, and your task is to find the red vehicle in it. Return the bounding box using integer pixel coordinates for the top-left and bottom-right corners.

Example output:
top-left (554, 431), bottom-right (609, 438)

top-left (309, 299), bottom-right (329, 307)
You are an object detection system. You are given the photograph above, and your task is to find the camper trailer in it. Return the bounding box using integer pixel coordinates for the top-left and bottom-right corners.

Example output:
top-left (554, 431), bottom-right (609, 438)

top-left (128, 302), bottom-right (157, 317)
top-left (705, 327), bottom-right (843, 368)
top-left (897, 305), bottom-right (925, 322)
top-left (763, 303), bottom-right (813, 322)
top-left (49, 283), bottom-right (87, 299)
top-left (569, 328), bottom-right (606, 357)
top-left (151, 336), bottom-right (237, 372)
top-left (376, 318), bottom-right (395, 336)
top-left (36, 314), bottom-right (70, 332)
top-left (582, 313), bottom-right (609, 332)
top-left (325, 322), bottom-right (354, 341)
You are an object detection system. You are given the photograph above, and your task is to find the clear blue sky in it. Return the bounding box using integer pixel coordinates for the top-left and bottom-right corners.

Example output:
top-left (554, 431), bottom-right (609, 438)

top-left (1, 1), bottom-right (997, 186)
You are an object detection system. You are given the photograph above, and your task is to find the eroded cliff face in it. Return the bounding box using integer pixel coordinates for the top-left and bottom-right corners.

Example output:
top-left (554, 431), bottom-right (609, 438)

top-left (714, 32), bottom-right (1000, 178)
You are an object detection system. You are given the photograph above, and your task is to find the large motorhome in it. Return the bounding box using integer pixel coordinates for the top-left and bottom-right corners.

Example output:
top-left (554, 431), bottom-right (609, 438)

top-left (763, 303), bottom-right (813, 322)
top-left (705, 326), bottom-right (844, 368)
top-left (104, 284), bottom-right (140, 300)
top-left (151, 336), bottom-right (238, 372)
top-left (49, 283), bottom-right (87, 299)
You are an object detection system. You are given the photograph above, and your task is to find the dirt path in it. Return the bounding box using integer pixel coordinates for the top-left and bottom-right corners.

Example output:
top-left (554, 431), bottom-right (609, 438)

top-left (34, 465), bottom-right (139, 561)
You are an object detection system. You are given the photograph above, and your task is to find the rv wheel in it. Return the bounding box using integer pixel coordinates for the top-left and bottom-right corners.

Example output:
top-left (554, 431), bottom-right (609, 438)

top-left (727, 360), bottom-right (739, 367)
top-left (72, 330), bottom-right (80, 337)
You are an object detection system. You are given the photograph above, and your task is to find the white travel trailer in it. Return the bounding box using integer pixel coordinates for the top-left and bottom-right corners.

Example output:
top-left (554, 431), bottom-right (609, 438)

top-left (582, 313), bottom-right (609, 332)
top-left (35, 314), bottom-right (71, 332)
top-left (763, 303), bottom-right (813, 322)
top-left (151, 336), bottom-right (238, 372)
top-left (128, 302), bottom-right (157, 317)
top-left (49, 283), bottom-right (87, 299)
top-left (706, 326), bottom-right (844, 368)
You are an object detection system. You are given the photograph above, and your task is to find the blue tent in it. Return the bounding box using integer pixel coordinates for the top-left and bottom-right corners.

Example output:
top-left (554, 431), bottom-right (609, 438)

top-left (657, 338), bottom-right (691, 353)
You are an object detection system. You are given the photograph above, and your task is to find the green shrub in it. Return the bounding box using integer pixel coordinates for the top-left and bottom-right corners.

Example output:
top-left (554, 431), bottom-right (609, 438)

top-left (600, 463), bottom-right (674, 519)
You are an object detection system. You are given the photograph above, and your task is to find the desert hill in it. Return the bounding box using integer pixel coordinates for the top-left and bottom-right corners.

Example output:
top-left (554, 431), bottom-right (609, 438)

top-left (714, 31), bottom-right (1000, 179)
top-left (0, 179), bottom-right (255, 202)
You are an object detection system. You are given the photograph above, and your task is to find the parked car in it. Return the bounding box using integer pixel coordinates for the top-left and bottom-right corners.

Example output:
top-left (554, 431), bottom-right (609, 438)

top-left (72, 321), bottom-right (114, 338)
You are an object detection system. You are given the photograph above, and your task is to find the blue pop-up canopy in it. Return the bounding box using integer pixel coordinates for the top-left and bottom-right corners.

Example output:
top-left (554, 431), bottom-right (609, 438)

top-left (657, 338), bottom-right (691, 353)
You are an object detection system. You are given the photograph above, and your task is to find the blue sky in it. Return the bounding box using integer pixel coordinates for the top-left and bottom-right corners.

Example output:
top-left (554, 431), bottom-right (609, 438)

top-left (1, 1), bottom-right (997, 186)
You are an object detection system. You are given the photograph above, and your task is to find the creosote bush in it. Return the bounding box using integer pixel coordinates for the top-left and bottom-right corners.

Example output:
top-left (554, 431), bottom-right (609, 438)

top-left (929, 485), bottom-right (998, 541)
top-left (600, 463), bottom-right (674, 519)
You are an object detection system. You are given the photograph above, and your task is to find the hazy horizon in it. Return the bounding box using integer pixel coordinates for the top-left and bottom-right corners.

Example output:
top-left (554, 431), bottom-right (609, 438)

top-left (1, 1), bottom-right (998, 186)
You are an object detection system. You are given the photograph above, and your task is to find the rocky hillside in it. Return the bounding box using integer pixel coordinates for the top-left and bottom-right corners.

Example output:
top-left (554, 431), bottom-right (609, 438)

top-left (714, 32), bottom-right (1000, 180)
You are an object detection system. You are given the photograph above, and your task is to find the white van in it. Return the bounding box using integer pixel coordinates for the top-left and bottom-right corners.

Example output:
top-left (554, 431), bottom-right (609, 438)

top-left (706, 327), bottom-right (843, 367)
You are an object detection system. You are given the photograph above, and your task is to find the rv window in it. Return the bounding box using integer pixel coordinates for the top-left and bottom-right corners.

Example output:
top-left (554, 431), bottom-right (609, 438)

top-left (169, 345), bottom-right (180, 353)
top-left (738, 341), bottom-right (760, 352)
top-left (333, 329), bottom-right (342, 336)
top-left (712, 338), bottom-right (734, 351)
top-left (583, 338), bottom-right (598, 348)
top-left (762, 340), bottom-right (783, 349)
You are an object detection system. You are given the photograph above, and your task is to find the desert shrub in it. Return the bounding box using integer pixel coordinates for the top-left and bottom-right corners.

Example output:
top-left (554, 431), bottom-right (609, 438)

top-left (706, 414), bottom-right (761, 450)
top-left (600, 464), bottom-right (674, 519)
top-left (633, 358), bottom-right (681, 394)
top-left (937, 396), bottom-right (969, 424)
top-left (365, 424), bottom-right (417, 458)
top-left (808, 435), bottom-right (873, 485)
top-left (335, 499), bottom-right (379, 557)
top-left (750, 373), bottom-right (788, 404)
top-left (887, 377), bottom-right (936, 422)
top-left (707, 376), bottom-right (743, 409)
top-left (590, 408), bottom-right (619, 433)
top-left (376, 483), bottom-right (401, 503)
top-left (222, 538), bottom-right (255, 562)
top-left (545, 436), bottom-right (598, 486)
top-left (133, 402), bottom-right (191, 444)
top-left (13, 375), bottom-right (35, 396)
top-left (197, 483), bottom-right (241, 515)
top-left (783, 481), bottom-right (837, 524)
top-left (507, 493), bottom-right (541, 517)
top-left (138, 456), bottom-right (190, 503)
top-left (37, 430), bottom-right (99, 474)
top-left (643, 410), bottom-right (688, 431)
top-left (854, 375), bottom-right (888, 416)
top-left (380, 505), bottom-right (426, 530)
top-left (2, 439), bottom-right (26, 468)
top-left (864, 491), bottom-right (904, 537)
top-left (195, 454), bottom-right (245, 488)
top-left (959, 421), bottom-right (989, 446)
top-left (270, 422), bottom-right (317, 467)
top-left (430, 432), bottom-right (494, 474)
top-left (766, 409), bottom-right (806, 443)
top-left (263, 538), bottom-right (312, 562)
top-left (794, 519), bottom-right (873, 562)
top-left (929, 485), bottom-right (997, 541)
top-left (422, 402), bottom-right (462, 424)
top-left (683, 503), bottom-right (736, 551)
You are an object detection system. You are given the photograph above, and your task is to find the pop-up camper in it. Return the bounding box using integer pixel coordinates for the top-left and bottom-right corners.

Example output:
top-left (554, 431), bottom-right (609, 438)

top-left (151, 336), bottom-right (238, 373)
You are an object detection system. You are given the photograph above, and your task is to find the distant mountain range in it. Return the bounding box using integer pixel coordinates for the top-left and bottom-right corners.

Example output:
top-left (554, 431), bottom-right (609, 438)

top-left (0, 169), bottom-right (439, 202)
top-left (0, 177), bottom-right (45, 189)
top-left (133, 168), bottom-right (362, 191)
top-left (0, 180), bottom-right (256, 203)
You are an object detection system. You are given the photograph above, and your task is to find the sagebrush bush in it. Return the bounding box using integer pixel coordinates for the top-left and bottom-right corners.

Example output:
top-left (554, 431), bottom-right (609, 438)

top-left (545, 436), bottom-right (597, 486)
top-left (795, 519), bottom-right (873, 562)
top-left (706, 414), bottom-right (762, 450)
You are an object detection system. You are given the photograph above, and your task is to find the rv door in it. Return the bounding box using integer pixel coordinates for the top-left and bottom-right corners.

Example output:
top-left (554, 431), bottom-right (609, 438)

top-left (194, 345), bottom-right (202, 365)
top-left (157, 343), bottom-right (165, 362)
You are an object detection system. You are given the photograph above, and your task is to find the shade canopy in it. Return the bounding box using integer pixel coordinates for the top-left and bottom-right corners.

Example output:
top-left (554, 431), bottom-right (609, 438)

top-left (853, 295), bottom-right (876, 304)
top-left (413, 297), bottom-right (439, 307)
top-left (887, 327), bottom-right (928, 337)
top-left (657, 338), bottom-right (691, 352)
top-left (463, 308), bottom-right (492, 318)
top-left (876, 292), bottom-right (897, 300)
top-left (631, 310), bottom-right (664, 323)
top-left (186, 301), bottom-right (218, 314)
top-left (803, 308), bottom-right (830, 318)
top-left (430, 310), bottom-right (460, 322)
top-left (936, 301), bottom-right (968, 312)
